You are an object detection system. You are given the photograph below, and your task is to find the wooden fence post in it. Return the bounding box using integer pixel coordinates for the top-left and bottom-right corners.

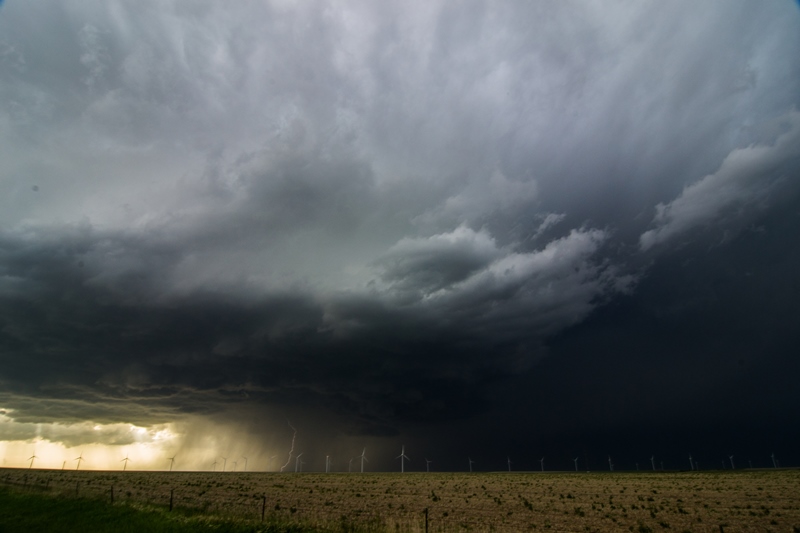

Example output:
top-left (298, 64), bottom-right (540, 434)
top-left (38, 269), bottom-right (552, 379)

top-left (261, 496), bottom-right (267, 522)
top-left (424, 507), bottom-right (429, 533)
top-left (169, 489), bottom-right (174, 512)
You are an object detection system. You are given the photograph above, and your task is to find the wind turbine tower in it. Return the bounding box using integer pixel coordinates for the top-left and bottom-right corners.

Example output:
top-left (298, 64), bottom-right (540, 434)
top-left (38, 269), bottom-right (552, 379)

top-left (242, 456), bottom-right (248, 472)
top-left (729, 455), bottom-right (735, 470)
top-left (168, 456), bottom-right (176, 472)
top-left (222, 457), bottom-right (228, 472)
top-left (771, 453), bottom-right (777, 469)
top-left (468, 457), bottom-right (475, 473)
top-left (507, 456), bottom-right (512, 472)
top-left (211, 460), bottom-right (218, 472)
top-left (573, 457), bottom-right (579, 472)
top-left (360, 448), bottom-right (368, 473)
top-left (326, 455), bottom-right (332, 473)
top-left (122, 455), bottom-right (130, 471)
top-left (28, 454), bottom-right (37, 469)
top-left (650, 455), bottom-right (656, 471)
top-left (540, 457), bottom-right (545, 472)
top-left (396, 446), bottom-right (410, 473)
top-left (608, 456), bottom-right (613, 472)
top-left (75, 453), bottom-right (84, 471)
top-left (232, 461), bottom-right (237, 472)
top-left (425, 458), bottom-right (432, 473)
top-left (294, 453), bottom-right (303, 473)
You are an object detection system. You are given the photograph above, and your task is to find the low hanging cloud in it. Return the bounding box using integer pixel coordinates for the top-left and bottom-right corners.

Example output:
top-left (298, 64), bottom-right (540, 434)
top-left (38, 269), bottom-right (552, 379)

top-left (376, 227), bottom-right (624, 331)
top-left (375, 225), bottom-right (502, 296)
top-left (640, 109), bottom-right (800, 250)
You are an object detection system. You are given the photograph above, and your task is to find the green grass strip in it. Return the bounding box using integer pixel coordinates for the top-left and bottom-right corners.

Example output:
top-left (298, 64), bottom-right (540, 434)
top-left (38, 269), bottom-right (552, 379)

top-left (0, 487), bottom-right (316, 533)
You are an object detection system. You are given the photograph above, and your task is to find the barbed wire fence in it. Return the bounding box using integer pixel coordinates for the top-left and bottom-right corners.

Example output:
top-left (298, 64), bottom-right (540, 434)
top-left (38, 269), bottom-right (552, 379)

top-left (2, 469), bottom-right (517, 532)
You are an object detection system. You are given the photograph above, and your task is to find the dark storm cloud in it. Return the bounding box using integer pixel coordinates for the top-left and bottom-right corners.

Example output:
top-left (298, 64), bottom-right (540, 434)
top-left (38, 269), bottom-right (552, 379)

top-left (0, 218), bottom-right (625, 435)
top-left (1, 0), bottom-right (799, 462)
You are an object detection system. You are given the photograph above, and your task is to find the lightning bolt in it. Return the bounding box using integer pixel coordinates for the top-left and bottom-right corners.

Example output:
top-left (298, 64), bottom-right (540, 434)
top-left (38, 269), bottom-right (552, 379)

top-left (279, 422), bottom-right (297, 472)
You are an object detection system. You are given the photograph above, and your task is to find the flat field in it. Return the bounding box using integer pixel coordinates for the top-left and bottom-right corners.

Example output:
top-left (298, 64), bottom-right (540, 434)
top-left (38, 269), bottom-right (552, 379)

top-left (2, 468), bottom-right (799, 532)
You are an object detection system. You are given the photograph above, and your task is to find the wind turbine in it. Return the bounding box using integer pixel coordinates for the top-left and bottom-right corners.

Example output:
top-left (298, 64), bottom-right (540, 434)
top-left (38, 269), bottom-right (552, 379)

top-left (396, 446), bottom-right (410, 473)
top-left (232, 461), bottom-right (237, 472)
top-left (348, 457), bottom-right (354, 473)
top-left (507, 457), bottom-right (512, 472)
top-left (729, 455), bottom-right (735, 470)
top-left (168, 456), bottom-right (176, 472)
top-left (222, 457), bottom-right (228, 472)
top-left (540, 457), bottom-right (545, 472)
top-left (325, 455), bottom-right (332, 473)
top-left (425, 458), bottom-right (432, 473)
top-left (211, 460), bottom-right (218, 472)
top-left (28, 453), bottom-right (37, 469)
top-left (121, 455), bottom-right (130, 471)
top-left (75, 453), bottom-right (84, 470)
top-left (771, 453), bottom-right (777, 469)
top-left (360, 448), bottom-right (368, 473)
top-left (608, 456), bottom-right (613, 472)
top-left (242, 456), bottom-right (248, 472)
top-left (650, 455), bottom-right (656, 471)
top-left (295, 453), bottom-right (303, 473)
top-left (573, 457), bottom-right (579, 472)
top-left (468, 457), bottom-right (475, 473)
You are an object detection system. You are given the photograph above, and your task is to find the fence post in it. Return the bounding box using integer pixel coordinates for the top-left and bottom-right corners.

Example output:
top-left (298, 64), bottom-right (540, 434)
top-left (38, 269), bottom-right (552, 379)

top-left (424, 507), bottom-right (429, 533)
top-left (169, 489), bottom-right (174, 512)
top-left (261, 496), bottom-right (267, 522)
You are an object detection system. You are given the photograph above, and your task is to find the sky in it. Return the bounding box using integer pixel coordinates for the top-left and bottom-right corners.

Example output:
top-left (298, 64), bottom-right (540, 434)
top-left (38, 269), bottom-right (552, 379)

top-left (1, 0), bottom-right (799, 473)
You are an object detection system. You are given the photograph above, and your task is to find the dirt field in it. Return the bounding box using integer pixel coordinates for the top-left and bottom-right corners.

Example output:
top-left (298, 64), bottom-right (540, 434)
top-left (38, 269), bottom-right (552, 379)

top-left (3, 468), bottom-right (799, 532)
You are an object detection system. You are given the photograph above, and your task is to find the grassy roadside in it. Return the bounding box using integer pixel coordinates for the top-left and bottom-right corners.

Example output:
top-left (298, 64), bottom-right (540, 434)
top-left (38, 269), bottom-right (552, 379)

top-left (0, 487), bottom-right (316, 533)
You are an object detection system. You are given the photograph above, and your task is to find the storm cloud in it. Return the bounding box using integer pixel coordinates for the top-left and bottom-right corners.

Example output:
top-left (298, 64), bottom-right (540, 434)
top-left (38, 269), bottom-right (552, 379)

top-left (1, 0), bottom-right (799, 470)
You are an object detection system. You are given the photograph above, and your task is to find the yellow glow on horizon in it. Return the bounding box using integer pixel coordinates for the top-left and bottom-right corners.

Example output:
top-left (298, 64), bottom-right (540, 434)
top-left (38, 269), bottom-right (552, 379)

top-left (0, 410), bottom-right (282, 472)
top-left (0, 411), bottom-right (183, 471)
top-left (0, 435), bottom-right (179, 471)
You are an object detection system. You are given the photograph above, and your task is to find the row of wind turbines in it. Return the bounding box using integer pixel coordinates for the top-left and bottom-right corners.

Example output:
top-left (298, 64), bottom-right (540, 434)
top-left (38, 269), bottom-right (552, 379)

top-left (21, 447), bottom-right (784, 473)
